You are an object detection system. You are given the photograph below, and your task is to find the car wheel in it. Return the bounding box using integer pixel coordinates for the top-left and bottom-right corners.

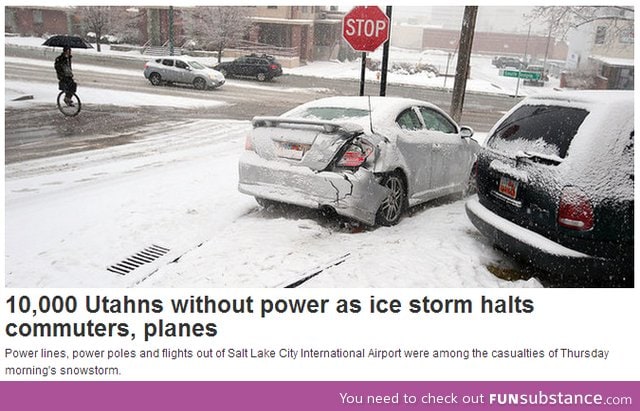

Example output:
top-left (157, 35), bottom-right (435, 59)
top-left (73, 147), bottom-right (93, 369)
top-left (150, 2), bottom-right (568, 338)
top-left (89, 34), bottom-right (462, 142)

top-left (375, 172), bottom-right (406, 226)
top-left (193, 77), bottom-right (207, 90)
top-left (149, 72), bottom-right (162, 86)
top-left (256, 72), bottom-right (267, 82)
top-left (255, 197), bottom-right (281, 209)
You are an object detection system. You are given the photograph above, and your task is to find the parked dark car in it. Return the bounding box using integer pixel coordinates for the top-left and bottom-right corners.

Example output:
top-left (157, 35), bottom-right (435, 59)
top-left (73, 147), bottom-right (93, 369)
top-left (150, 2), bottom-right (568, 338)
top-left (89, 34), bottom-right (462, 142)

top-left (214, 54), bottom-right (283, 82)
top-left (522, 64), bottom-right (549, 87)
top-left (491, 56), bottom-right (525, 69)
top-left (465, 91), bottom-right (633, 287)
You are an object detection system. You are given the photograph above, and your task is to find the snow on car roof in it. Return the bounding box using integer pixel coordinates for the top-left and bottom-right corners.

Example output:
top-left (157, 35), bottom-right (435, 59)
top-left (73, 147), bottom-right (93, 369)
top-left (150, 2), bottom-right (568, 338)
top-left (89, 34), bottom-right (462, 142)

top-left (523, 89), bottom-right (632, 106)
top-left (295, 96), bottom-right (440, 112)
top-left (283, 96), bottom-right (449, 132)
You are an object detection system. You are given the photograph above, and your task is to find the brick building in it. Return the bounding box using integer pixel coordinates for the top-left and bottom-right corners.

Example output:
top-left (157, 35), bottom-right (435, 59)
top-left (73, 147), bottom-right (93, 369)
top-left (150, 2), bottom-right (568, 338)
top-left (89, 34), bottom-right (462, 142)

top-left (5, 6), bottom-right (78, 37)
top-left (246, 6), bottom-right (343, 62)
top-left (392, 25), bottom-right (568, 61)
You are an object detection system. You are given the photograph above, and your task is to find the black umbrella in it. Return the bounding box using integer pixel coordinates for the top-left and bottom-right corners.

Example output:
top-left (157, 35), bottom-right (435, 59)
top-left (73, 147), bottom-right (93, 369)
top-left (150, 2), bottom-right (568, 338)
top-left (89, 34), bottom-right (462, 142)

top-left (43, 35), bottom-right (93, 49)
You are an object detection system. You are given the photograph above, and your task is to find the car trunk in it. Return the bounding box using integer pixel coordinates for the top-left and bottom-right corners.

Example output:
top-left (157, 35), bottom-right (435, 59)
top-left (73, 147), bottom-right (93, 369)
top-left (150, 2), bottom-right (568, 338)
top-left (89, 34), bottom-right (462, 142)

top-left (475, 103), bottom-right (631, 259)
top-left (250, 117), bottom-right (366, 171)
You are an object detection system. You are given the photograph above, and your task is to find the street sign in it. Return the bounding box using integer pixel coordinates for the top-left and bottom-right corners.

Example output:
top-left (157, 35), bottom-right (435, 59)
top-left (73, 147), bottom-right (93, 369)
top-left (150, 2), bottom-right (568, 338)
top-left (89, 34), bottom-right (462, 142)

top-left (342, 6), bottom-right (390, 53)
top-left (500, 69), bottom-right (542, 80)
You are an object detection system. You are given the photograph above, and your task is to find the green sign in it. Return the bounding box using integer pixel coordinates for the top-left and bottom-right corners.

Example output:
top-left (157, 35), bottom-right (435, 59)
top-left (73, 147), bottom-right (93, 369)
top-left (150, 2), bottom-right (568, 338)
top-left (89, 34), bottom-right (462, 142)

top-left (500, 69), bottom-right (542, 80)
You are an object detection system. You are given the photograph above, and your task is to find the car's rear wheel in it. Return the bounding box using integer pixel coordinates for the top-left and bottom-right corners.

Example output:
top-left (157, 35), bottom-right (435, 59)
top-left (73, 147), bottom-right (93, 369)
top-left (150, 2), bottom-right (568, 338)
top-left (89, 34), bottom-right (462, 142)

top-left (255, 197), bottom-right (282, 209)
top-left (376, 172), bottom-right (406, 226)
top-left (256, 72), bottom-right (267, 82)
top-left (149, 72), bottom-right (162, 86)
top-left (193, 77), bottom-right (207, 90)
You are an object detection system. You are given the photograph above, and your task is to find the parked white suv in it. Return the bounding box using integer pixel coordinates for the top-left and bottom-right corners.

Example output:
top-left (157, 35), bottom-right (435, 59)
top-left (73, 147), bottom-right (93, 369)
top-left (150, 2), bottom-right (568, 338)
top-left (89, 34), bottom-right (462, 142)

top-left (143, 56), bottom-right (225, 90)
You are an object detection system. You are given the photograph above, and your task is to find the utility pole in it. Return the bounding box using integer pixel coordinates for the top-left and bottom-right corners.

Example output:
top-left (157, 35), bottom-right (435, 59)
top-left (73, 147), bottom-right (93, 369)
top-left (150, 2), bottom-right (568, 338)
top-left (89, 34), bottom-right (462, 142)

top-left (379, 6), bottom-right (393, 96)
top-left (169, 6), bottom-right (174, 56)
top-left (450, 6), bottom-right (477, 123)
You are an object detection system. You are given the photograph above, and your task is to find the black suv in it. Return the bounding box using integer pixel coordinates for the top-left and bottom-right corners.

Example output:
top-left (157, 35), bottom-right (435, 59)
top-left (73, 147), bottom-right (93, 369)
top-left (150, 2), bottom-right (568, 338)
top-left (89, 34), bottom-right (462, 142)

top-left (214, 54), bottom-right (283, 82)
top-left (465, 91), bottom-right (634, 287)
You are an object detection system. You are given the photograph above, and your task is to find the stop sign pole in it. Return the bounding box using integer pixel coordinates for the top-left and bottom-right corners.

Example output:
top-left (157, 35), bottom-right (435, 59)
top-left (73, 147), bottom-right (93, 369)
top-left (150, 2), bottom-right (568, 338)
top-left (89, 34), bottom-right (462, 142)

top-left (342, 6), bottom-right (391, 96)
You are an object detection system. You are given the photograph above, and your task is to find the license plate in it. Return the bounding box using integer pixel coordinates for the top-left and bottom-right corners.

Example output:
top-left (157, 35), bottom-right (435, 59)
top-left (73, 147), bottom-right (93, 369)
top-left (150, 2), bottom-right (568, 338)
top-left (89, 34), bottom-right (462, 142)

top-left (498, 176), bottom-right (518, 199)
top-left (275, 142), bottom-right (309, 160)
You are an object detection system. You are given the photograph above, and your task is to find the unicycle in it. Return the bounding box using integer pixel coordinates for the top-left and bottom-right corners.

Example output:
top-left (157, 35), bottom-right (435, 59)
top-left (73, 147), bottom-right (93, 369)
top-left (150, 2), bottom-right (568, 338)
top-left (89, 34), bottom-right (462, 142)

top-left (57, 91), bottom-right (81, 117)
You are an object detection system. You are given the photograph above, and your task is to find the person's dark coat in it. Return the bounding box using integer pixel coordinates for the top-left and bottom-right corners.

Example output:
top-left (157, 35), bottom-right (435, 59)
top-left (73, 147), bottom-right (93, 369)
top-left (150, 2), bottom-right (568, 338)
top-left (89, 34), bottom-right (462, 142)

top-left (54, 51), bottom-right (77, 96)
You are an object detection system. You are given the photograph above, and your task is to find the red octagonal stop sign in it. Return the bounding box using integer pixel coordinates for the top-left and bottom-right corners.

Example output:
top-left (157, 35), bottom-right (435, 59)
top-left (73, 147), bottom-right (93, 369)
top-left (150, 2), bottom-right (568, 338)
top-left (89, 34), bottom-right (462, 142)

top-left (343, 6), bottom-right (390, 53)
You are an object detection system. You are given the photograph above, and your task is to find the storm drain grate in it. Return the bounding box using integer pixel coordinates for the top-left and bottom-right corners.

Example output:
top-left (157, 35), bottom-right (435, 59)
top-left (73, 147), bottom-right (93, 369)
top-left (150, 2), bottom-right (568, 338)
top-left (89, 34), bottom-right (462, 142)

top-left (107, 244), bottom-right (171, 275)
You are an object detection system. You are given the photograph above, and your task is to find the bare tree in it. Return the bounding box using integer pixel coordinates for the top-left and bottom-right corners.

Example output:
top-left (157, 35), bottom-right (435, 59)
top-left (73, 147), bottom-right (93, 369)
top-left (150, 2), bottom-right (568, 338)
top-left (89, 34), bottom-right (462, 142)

top-left (77, 6), bottom-right (141, 52)
top-left (184, 6), bottom-right (252, 63)
top-left (527, 6), bottom-right (634, 40)
top-left (527, 6), bottom-right (633, 70)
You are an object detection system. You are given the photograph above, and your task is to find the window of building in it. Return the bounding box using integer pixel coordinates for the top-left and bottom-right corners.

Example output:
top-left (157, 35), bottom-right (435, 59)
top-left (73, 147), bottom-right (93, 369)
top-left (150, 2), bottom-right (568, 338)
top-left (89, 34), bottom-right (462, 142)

top-left (619, 28), bottom-right (634, 44)
top-left (595, 26), bottom-right (607, 44)
top-left (33, 10), bottom-right (43, 24)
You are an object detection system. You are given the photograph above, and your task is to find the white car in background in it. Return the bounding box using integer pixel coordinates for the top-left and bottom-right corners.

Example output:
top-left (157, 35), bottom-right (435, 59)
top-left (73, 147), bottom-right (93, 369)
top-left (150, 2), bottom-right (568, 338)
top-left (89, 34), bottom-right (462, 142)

top-left (143, 56), bottom-right (225, 90)
top-left (238, 96), bottom-right (479, 226)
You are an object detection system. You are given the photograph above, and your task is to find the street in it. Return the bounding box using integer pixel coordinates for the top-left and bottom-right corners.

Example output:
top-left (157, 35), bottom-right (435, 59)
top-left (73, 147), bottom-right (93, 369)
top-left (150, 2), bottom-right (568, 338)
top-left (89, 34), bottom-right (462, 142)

top-left (5, 52), bottom-right (520, 164)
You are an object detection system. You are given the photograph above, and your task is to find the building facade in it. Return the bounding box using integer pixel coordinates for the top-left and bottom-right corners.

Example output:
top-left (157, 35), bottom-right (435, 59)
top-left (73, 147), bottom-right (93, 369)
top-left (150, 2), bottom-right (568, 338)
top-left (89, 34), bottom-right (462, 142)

top-left (565, 7), bottom-right (634, 90)
top-left (5, 6), bottom-right (77, 36)
top-left (246, 6), bottom-right (342, 62)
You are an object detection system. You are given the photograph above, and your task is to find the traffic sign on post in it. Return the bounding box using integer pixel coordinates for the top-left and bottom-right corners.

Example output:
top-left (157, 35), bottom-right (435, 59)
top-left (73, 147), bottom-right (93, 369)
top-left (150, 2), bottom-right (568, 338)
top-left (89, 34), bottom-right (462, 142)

top-left (343, 6), bottom-right (390, 53)
top-left (500, 69), bottom-right (541, 80)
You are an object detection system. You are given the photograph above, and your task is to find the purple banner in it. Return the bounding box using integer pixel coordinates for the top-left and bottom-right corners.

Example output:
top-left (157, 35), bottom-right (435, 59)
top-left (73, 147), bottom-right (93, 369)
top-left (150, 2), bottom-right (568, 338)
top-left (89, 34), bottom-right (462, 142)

top-left (0, 381), bottom-right (637, 410)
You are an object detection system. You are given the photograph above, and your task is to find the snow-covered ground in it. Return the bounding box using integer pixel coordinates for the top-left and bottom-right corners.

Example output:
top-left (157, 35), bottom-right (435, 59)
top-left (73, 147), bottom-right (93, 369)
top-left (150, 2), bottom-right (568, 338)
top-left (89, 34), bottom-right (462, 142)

top-left (4, 35), bottom-right (545, 288)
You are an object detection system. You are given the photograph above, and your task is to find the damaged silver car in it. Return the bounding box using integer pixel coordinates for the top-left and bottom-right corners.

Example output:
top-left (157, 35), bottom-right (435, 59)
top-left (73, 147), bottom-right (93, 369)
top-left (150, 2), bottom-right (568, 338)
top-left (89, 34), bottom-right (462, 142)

top-left (238, 96), bottom-right (479, 226)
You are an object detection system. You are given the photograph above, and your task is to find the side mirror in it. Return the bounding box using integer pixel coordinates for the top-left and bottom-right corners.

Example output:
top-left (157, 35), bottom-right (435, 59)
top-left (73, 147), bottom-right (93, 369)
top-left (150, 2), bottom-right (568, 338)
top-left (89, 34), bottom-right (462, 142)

top-left (460, 126), bottom-right (474, 139)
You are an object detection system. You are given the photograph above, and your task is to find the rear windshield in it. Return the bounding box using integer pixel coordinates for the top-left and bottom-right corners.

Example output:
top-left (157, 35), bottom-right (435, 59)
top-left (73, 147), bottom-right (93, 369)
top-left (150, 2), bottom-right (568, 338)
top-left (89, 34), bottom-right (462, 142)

top-left (289, 107), bottom-right (370, 121)
top-left (487, 104), bottom-right (589, 159)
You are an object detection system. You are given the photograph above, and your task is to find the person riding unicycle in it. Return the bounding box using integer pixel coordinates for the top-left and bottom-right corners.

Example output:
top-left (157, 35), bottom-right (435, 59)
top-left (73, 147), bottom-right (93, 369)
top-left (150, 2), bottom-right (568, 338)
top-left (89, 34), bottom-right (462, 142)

top-left (54, 46), bottom-right (77, 106)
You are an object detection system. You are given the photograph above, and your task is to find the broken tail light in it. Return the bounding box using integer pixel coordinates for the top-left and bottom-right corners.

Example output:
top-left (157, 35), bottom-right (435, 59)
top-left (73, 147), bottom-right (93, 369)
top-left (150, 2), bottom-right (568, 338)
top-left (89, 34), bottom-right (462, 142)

top-left (336, 139), bottom-right (374, 168)
top-left (557, 186), bottom-right (594, 231)
top-left (244, 134), bottom-right (254, 151)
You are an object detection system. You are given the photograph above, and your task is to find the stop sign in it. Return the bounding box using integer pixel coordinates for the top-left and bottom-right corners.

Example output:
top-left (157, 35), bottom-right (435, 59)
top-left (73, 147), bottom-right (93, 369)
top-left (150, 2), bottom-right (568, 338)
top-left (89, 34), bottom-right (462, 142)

top-left (343, 6), bottom-right (390, 53)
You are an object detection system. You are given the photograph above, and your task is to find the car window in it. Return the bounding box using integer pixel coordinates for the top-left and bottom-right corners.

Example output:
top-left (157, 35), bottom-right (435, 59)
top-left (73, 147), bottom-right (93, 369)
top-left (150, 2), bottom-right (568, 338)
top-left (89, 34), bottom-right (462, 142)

top-left (487, 105), bottom-right (589, 159)
top-left (161, 59), bottom-right (174, 67)
top-left (418, 107), bottom-right (457, 133)
top-left (290, 107), bottom-right (370, 120)
top-left (396, 109), bottom-right (423, 130)
top-left (175, 60), bottom-right (188, 69)
top-left (189, 61), bottom-right (205, 70)
top-left (236, 57), bottom-right (248, 64)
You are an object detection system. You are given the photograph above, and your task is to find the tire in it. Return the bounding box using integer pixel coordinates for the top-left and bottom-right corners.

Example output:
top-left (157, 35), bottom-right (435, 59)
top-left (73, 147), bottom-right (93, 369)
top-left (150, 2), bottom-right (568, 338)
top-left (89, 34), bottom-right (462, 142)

top-left (256, 72), bottom-right (267, 82)
top-left (255, 197), bottom-right (280, 209)
top-left (375, 172), bottom-right (406, 226)
top-left (149, 72), bottom-right (161, 86)
top-left (193, 77), bottom-right (207, 90)
top-left (57, 91), bottom-right (81, 117)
